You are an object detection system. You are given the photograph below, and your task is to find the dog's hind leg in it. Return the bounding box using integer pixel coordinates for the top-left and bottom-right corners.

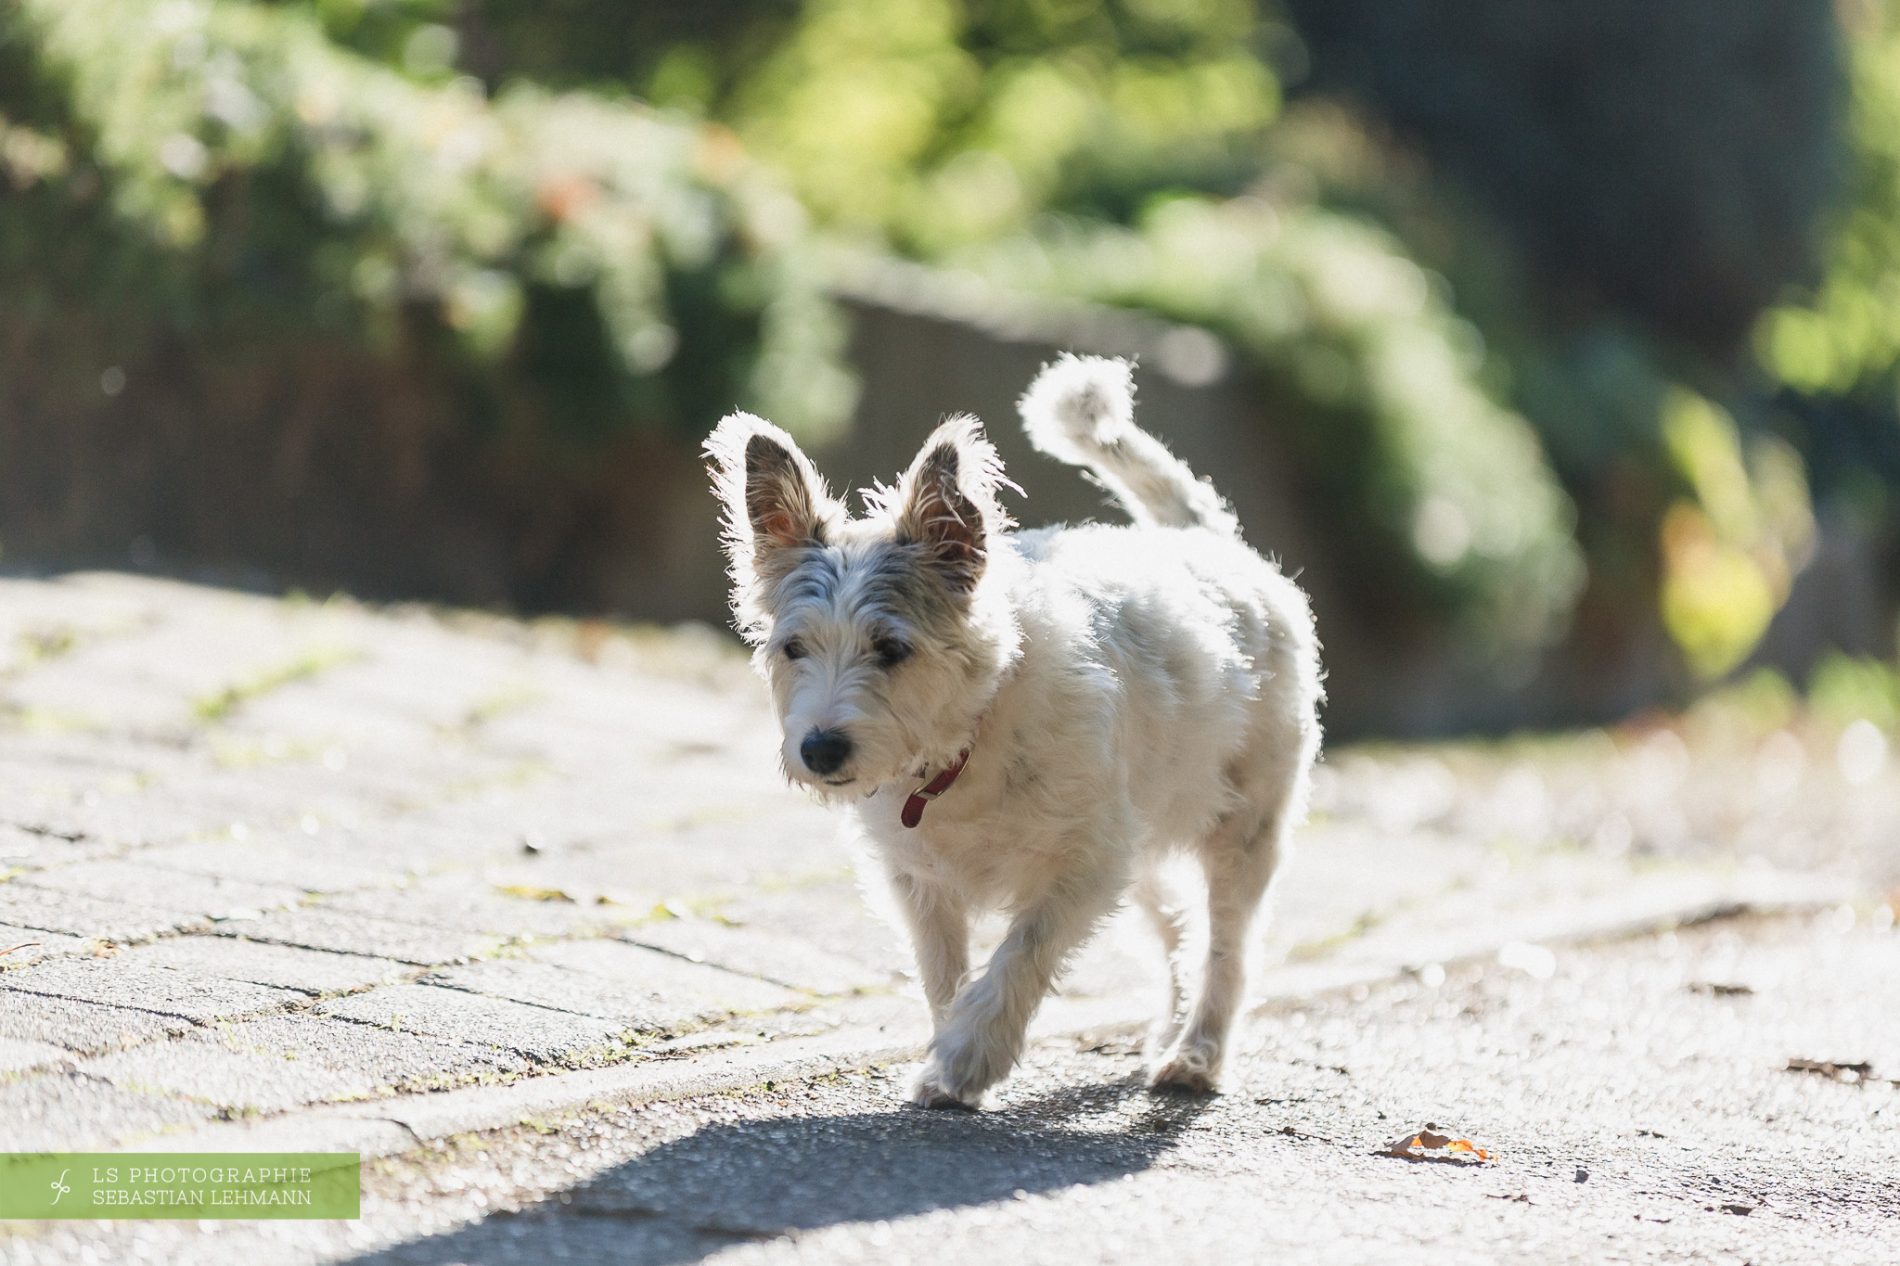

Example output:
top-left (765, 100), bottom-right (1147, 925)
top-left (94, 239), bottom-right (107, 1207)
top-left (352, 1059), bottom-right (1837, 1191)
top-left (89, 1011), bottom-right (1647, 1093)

top-left (1131, 865), bottom-right (1190, 1058)
top-left (1150, 810), bottom-right (1286, 1094)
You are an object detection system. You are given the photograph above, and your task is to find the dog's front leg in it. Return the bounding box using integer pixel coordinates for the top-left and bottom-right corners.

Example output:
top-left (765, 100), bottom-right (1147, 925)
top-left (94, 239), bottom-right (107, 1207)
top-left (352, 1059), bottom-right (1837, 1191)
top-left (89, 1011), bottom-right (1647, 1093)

top-left (887, 871), bottom-right (968, 1030)
top-left (911, 862), bottom-right (1124, 1109)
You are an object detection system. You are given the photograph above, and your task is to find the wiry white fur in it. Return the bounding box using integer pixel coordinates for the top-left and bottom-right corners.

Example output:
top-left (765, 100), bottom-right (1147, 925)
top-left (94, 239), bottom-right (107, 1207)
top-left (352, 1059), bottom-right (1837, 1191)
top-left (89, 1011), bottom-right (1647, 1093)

top-left (861, 412), bottom-right (1017, 536)
top-left (708, 358), bottom-right (1323, 1108)
top-left (1019, 353), bottom-right (1241, 537)
top-left (704, 410), bottom-right (845, 645)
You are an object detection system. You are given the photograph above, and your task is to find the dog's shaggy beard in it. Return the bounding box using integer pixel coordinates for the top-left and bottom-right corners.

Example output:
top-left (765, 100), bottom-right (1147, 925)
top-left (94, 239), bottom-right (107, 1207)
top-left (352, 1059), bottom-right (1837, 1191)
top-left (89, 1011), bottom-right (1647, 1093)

top-left (756, 539), bottom-right (1018, 799)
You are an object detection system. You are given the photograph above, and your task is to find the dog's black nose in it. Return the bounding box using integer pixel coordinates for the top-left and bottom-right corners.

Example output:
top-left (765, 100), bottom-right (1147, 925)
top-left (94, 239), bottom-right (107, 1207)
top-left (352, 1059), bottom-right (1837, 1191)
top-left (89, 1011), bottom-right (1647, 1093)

top-left (800, 728), bottom-right (853, 776)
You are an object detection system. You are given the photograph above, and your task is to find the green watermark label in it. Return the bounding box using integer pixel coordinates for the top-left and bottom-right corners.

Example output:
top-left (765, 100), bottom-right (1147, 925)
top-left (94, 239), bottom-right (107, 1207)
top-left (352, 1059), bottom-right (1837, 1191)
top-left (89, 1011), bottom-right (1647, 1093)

top-left (0, 1153), bottom-right (360, 1220)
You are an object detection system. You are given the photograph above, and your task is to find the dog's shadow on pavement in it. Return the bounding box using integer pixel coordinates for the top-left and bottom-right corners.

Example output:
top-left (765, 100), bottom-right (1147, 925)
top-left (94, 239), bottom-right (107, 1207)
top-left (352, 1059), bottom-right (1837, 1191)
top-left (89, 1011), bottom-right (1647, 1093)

top-left (350, 1073), bottom-right (1213, 1265)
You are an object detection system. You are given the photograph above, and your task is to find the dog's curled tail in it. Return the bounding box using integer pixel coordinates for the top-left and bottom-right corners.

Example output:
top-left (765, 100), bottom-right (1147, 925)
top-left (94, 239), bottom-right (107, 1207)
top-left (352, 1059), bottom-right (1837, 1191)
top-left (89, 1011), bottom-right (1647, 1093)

top-left (1018, 354), bottom-right (1241, 538)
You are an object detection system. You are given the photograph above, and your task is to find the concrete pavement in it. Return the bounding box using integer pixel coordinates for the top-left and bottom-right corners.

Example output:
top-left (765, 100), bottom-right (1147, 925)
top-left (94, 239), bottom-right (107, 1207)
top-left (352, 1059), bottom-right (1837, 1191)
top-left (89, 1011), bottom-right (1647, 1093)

top-left (0, 571), bottom-right (1893, 1263)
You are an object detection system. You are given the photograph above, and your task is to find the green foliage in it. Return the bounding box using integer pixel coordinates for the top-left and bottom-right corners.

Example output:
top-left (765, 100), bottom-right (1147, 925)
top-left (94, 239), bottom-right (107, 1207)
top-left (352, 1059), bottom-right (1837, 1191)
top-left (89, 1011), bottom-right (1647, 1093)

top-left (1681, 666), bottom-right (1802, 740)
top-left (725, 0), bottom-right (1284, 254)
top-left (1758, 8), bottom-right (1900, 398)
top-left (1808, 652), bottom-right (1900, 731)
top-left (0, 0), bottom-right (853, 446)
top-left (279, 0), bottom-right (461, 76)
top-left (1678, 654), bottom-right (1900, 741)
top-left (686, 1), bottom-right (1588, 657)
top-left (341, 1), bottom-right (793, 100)
top-left (1750, 5), bottom-right (1900, 546)
top-left (960, 195), bottom-right (1584, 653)
top-left (1266, 105), bottom-right (1822, 681)
top-left (1, 0), bottom-right (1877, 689)
top-left (705, 0), bottom-right (1843, 674)
top-left (1655, 391), bottom-right (1814, 678)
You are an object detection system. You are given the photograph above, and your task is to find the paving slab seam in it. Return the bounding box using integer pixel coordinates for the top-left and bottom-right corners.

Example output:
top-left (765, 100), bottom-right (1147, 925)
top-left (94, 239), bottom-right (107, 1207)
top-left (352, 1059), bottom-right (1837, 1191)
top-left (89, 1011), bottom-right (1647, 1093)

top-left (409, 974), bottom-right (837, 1026)
top-left (607, 935), bottom-right (837, 997)
top-left (2, 919), bottom-right (854, 1082)
top-left (117, 874), bottom-right (1856, 1164)
top-left (0, 982), bottom-right (233, 1028)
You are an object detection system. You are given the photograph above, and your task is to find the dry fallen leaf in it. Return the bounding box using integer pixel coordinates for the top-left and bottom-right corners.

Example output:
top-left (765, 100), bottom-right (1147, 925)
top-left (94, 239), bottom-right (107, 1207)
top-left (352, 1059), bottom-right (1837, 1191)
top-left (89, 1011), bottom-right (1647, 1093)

top-left (1383, 1125), bottom-right (1494, 1164)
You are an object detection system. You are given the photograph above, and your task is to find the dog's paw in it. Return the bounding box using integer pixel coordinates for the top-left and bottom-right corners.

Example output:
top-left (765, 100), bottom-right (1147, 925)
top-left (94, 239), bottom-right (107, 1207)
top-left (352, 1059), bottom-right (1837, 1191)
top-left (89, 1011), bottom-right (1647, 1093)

top-left (908, 1067), bottom-right (979, 1111)
top-left (1149, 1040), bottom-right (1223, 1095)
top-left (908, 1026), bottom-right (1008, 1109)
top-left (1148, 1059), bottom-right (1218, 1094)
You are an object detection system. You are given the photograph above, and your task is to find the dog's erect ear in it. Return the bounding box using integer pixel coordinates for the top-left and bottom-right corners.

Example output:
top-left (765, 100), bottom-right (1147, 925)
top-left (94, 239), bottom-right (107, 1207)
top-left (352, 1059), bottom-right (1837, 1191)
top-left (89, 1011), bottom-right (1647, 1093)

top-left (888, 414), bottom-right (1014, 594)
top-left (740, 432), bottom-right (825, 550)
top-left (707, 411), bottom-right (836, 554)
top-left (705, 414), bottom-right (839, 630)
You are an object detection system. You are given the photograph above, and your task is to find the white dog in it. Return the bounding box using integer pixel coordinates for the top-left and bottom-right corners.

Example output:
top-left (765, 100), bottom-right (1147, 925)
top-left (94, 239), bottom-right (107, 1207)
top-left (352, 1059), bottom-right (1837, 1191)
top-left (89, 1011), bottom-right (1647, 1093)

top-left (706, 355), bottom-right (1322, 1107)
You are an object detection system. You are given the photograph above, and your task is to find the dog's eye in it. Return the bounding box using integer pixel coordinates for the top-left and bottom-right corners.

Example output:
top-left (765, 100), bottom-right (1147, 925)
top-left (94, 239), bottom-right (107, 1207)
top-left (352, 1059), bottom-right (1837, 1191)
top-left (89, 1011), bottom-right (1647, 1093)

top-left (781, 637), bottom-right (807, 661)
top-left (873, 637), bottom-right (912, 669)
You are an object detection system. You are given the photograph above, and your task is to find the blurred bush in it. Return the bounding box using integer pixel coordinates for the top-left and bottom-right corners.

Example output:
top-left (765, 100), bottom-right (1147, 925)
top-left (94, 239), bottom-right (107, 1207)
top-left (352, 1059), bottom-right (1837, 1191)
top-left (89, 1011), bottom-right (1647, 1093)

top-left (1, 0), bottom-right (1888, 710)
top-left (723, 0), bottom-right (1283, 256)
top-left (1760, 5), bottom-right (1900, 399)
top-left (0, 0), bottom-right (852, 450)
top-left (1757, 2), bottom-right (1900, 549)
top-left (1272, 103), bottom-right (1823, 683)
top-left (1808, 651), bottom-right (1900, 730)
top-left (958, 195), bottom-right (1583, 659)
top-left (621, 0), bottom-right (1586, 670)
top-left (0, 0), bottom-right (855, 607)
top-left (681, 0), bottom-right (1843, 683)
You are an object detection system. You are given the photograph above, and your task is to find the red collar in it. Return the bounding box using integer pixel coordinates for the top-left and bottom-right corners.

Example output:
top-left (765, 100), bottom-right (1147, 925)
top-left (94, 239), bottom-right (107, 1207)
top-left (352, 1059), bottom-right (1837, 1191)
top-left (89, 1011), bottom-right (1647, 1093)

top-left (901, 749), bottom-right (970, 828)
